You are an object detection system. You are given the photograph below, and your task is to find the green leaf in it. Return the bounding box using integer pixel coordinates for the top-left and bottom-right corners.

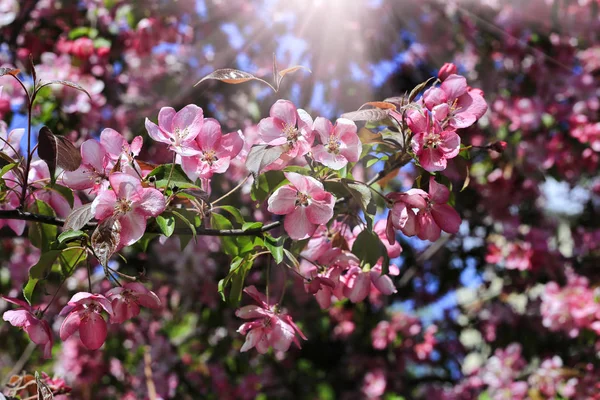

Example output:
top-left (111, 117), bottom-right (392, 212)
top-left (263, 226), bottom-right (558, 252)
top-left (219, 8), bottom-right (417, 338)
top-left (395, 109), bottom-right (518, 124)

top-left (59, 247), bottom-right (87, 275)
top-left (211, 213), bottom-right (238, 256)
top-left (242, 222), bottom-right (263, 231)
top-left (250, 170), bottom-right (286, 203)
top-left (23, 279), bottom-right (38, 306)
top-left (408, 76), bottom-right (435, 102)
top-left (351, 229), bottom-right (388, 271)
top-left (68, 27), bottom-right (98, 39)
top-left (264, 235), bottom-right (284, 264)
top-left (147, 164), bottom-right (197, 189)
top-left (49, 183), bottom-right (75, 208)
top-left (28, 200), bottom-right (57, 251)
top-left (218, 256), bottom-right (254, 305)
top-left (342, 180), bottom-right (376, 230)
top-left (23, 250), bottom-right (62, 304)
top-left (171, 210), bottom-right (197, 249)
top-left (0, 162), bottom-right (17, 177)
top-left (219, 205), bottom-right (245, 225)
top-left (156, 213), bottom-right (175, 237)
top-left (57, 230), bottom-right (85, 244)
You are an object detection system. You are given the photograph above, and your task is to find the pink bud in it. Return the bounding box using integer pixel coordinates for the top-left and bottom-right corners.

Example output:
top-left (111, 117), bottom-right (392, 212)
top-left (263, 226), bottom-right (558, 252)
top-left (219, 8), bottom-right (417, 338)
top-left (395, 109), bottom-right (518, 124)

top-left (489, 141), bottom-right (507, 153)
top-left (438, 63), bottom-right (457, 81)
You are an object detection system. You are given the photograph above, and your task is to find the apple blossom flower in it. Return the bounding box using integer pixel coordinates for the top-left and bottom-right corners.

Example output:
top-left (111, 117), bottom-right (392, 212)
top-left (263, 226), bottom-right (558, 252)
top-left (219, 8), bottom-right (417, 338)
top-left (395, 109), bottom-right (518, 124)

top-left (0, 121), bottom-right (24, 159)
top-left (1, 296), bottom-right (53, 358)
top-left (437, 62), bottom-right (458, 81)
top-left (369, 263), bottom-right (400, 295)
top-left (145, 104), bottom-right (204, 156)
top-left (267, 172), bottom-right (335, 240)
top-left (29, 160), bottom-right (81, 218)
top-left (106, 282), bottom-right (161, 323)
top-left (59, 292), bottom-right (114, 350)
top-left (91, 173), bottom-right (166, 246)
top-left (235, 286), bottom-right (307, 353)
top-left (416, 177), bottom-right (461, 241)
top-left (62, 139), bottom-right (111, 193)
top-left (99, 128), bottom-right (144, 172)
top-left (409, 112), bottom-right (461, 172)
top-left (311, 117), bottom-right (361, 170)
top-left (343, 266), bottom-right (371, 303)
top-left (422, 74), bottom-right (488, 129)
top-left (386, 189), bottom-right (429, 239)
top-left (257, 99), bottom-right (314, 168)
top-left (180, 118), bottom-right (244, 181)
top-left (0, 175), bottom-right (25, 235)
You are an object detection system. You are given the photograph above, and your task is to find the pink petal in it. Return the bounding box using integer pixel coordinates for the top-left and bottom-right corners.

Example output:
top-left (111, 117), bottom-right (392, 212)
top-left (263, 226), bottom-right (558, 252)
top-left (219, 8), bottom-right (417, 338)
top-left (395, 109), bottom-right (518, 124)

top-left (432, 103), bottom-right (449, 122)
top-left (240, 328), bottom-right (262, 352)
top-left (1, 296), bottom-right (32, 309)
top-left (418, 148), bottom-right (447, 172)
top-left (100, 128), bottom-right (128, 157)
top-left (91, 190), bottom-right (117, 220)
top-left (136, 187), bottom-right (165, 217)
top-left (268, 319), bottom-right (295, 352)
top-left (109, 173), bottom-right (143, 201)
top-left (284, 172), bottom-right (312, 193)
top-left (80, 139), bottom-right (106, 170)
top-left (306, 198), bottom-right (334, 225)
top-left (406, 108), bottom-right (428, 133)
top-left (423, 87), bottom-right (448, 110)
top-left (439, 131), bottom-right (461, 158)
top-left (180, 155), bottom-right (201, 182)
top-left (313, 116), bottom-right (333, 144)
top-left (219, 130), bottom-right (244, 158)
top-left (370, 271), bottom-right (397, 295)
top-left (431, 204), bottom-right (461, 234)
top-left (62, 166), bottom-right (96, 190)
top-left (440, 74), bottom-right (468, 100)
top-left (235, 305), bottom-right (270, 319)
top-left (297, 109), bottom-right (314, 132)
top-left (3, 309), bottom-right (30, 327)
top-left (270, 99), bottom-right (297, 127)
top-left (339, 128), bottom-right (361, 163)
top-left (428, 177), bottom-right (450, 204)
top-left (79, 312), bottom-right (108, 350)
top-left (312, 145), bottom-right (349, 170)
top-left (284, 207), bottom-right (317, 240)
top-left (257, 117), bottom-right (287, 145)
top-left (59, 310), bottom-right (82, 341)
top-left (172, 104), bottom-right (204, 142)
top-left (158, 107), bottom-right (176, 131)
top-left (417, 212), bottom-right (441, 241)
top-left (111, 298), bottom-right (139, 323)
top-left (197, 118), bottom-right (222, 150)
top-left (130, 136), bottom-right (143, 156)
top-left (267, 186), bottom-right (298, 215)
top-left (137, 292), bottom-right (161, 309)
top-left (243, 285), bottom-right (268, 306)
top-left (25, 319), bottom-right (51, 345)
top-left (145, 118), bottom-right (170, 144)
top-left (118, 212), bottom-right (147, 246)
top-left (344, 269), bottom-right (370, 303)
top-left (7, 219), bottom-right (26, 236)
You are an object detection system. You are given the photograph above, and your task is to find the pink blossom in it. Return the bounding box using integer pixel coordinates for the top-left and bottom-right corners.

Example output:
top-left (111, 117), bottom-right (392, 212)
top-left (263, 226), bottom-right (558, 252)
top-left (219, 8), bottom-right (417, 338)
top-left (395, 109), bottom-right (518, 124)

top-left (362, 368), bottom-right (387, 399)
top-left (235, 286), bottom-right (307, 353)
top-left (62, 139), bottom-right (111, 193)
top-left (29, 160), bottom-right (80, 218)
top-left (409, 112), bottom-right (461, 172)
top-left (91, 173), bottom-right (166, 246)
top-left (59, 292), bottom-right (114, 350)
top-left (1, 296), bottom-right (53, 358)
top-left (0, 175), bottom-right (25, 234)
top-left (422, 74), bottom-right (488, 129)
top-left (342, 266), bottom-right (371, 303)
top-left (180, 118), bottom-right (244, 181)
top-left (369, 263), bottom-right (399, 295)
top-left (371, 321), bottom-right (397, 350)
top-left (145, 104), bottom-right (204, 156)
top-left (386, 189), bottom-right (429, 238)
top-left (267, 172), bottom-right (335, 240)
top-left (311, 117), bottom-right (361, 170)
top-left (416, 177), bottom-right (461, 241)
top-left (106, 282), bottom-right (161, 323)
top-left (99, 128), bottom-right (144, 173)
top-left (257, 99), bottom-right (314, 167)
top-left (0, 122), bottom-right (24, 159)
top-left (438, 62), bottom-right (458, 81)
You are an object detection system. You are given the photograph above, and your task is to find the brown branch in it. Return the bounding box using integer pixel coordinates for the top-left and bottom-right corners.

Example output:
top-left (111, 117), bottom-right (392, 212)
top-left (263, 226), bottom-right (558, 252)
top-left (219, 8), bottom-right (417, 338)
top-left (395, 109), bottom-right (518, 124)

top-left (0, 209), bottom-right (281, 237)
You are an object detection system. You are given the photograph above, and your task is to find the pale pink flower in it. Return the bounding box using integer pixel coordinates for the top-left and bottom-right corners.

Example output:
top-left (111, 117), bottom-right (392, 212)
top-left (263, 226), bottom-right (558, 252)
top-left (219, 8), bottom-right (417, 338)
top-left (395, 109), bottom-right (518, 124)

top-left (29, 160), bottom-right (80, 218)
top-left (106, 282), bottom-right (161, 323)
top-left (180, 118), bottom-right (244, 181)
top-left (416, 177), bottom-right (461, 241)
top-left (62, 139), bottom-right (111, 193)
top-left (257, 99), bottom-right (314, 168)
top-left (409, 112), bottom-right (461, 172)
top-left (145, 104), bottom-right (204, 156)
top-left (422, 74), bottom-right (488, 129)
top-left (59, 292), bottom-right (113, 350)
top-left (99, 128), bottom-right (143, 172)
top-left (267, 172), bottom-right (335, 240)
top-left (342, 266), bottom-right (371, 303)
top-left (312, 117), bottom-right (361, 170)
top-left (362, 368), bottom-right (387, 399)
top-left (386, 189), bottom-right (429, 239)
top-left (0, 121), bottom-right (24, 159)
top-left (0, 174), bottom-right (25, 234)
top-left (235, 286), bottom-right (307, 353)
top-left (1, 296), bottom-right (53, 358)
top-left (91, 173), bottom-right (166, 246)
top-left (369, 263), bottom-right (400, 295)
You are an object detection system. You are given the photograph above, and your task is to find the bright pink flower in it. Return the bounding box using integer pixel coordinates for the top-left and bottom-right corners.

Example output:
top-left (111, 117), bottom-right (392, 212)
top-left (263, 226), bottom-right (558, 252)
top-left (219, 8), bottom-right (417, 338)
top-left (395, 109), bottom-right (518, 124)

top-left (180, 118), bottom-right (244, 181)
top-left (145, 104), bottom-right (204, 156)
top-left (362, 368), bottom-right (387, 399)
top-left (99, 128), bottom-right (143, 170)
top-left (59, 292), bottom-right (114, 350)
top-left (267, 172), bottom-right (335, 240)
top-left (422, 74), bottom-right (488, 129)
top-left (312, 117), bottom-right (361, 170)
top-left (301, 259), bottom-right (342, 309)
top-left (369, 263), bottom-right (400, 295)
top-left (235, 286), bottom-right (307, 353)
top-left (416, 177), bottom-right (461, 241)
top-left (342, 266), bottom-right (371, 303)
top-left (0, 174), bottom-right (25, 234)
top-left (409, 112), bottom-right (461, 172)
top-left (106, 282), bottom-right (161, 323)
top-left (1, 296), bottom-right (53, 358)
top-left (62, 139), bottom-right (111, 193)
top-left (257, 99), bottom-right (314, 167)
top-left (91, 173), bottom-right (166, 246)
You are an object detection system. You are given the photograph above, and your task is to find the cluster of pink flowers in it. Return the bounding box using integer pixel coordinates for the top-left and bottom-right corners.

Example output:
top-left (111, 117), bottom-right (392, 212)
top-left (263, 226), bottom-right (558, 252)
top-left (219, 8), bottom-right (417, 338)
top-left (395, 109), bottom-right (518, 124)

top-left (2, 283), bottom-right (160, 354)
top-left (386, 176), bottom-right (461, 242)
top-left (540, 269), bottom-right (600, 338)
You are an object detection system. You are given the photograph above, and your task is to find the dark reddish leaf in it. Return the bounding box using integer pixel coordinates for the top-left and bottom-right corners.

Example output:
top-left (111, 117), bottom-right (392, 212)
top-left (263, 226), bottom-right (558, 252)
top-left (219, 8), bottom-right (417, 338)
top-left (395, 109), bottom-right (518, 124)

top-left (340, 108), bottom-right (391, 122)
top-left (38, 80), bottom-right (92, 100)
top-left (245, 144), bottom-right (285, 179)
top-left (0, 67), bottom-right (20, 77)
top-left (91, 216), bottom-right (121, 267)
top-left (278, 65), bottom-right (311, 78)
top-left (37, 126), bottom-right (82, 178)
top-left (194, 69), bottom-right (274, 90)
top-left (358, 101), bottom-right (397, 111)
top-left (64, 203), bottom-right (94, 231)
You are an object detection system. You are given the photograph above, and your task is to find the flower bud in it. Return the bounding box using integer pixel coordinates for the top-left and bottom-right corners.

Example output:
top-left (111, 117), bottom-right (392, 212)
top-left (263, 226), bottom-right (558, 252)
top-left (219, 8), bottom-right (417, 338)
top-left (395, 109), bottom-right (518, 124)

top-left (438, 63), bottom-right (457, 81)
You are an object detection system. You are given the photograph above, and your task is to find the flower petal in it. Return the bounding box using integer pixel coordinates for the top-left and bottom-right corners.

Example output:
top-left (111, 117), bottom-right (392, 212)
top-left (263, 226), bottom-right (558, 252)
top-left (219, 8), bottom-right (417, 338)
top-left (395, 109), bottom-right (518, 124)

top-left (284, 207), bottom-right (317, 240)
top-left (59, 310), bottom-right (82, 341)
top-left (431, 204), bottom-right (461, 234)
top-left (270, 100), bottom-right (297, 126)
top-left (118, 212), bottom-right (147, 246)
top-left (267, 186), bottom-right (298, 215)
top-left (136, 187), bottom-right (165, 218)
top-left (79, 312), bottom-right (108, 350)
